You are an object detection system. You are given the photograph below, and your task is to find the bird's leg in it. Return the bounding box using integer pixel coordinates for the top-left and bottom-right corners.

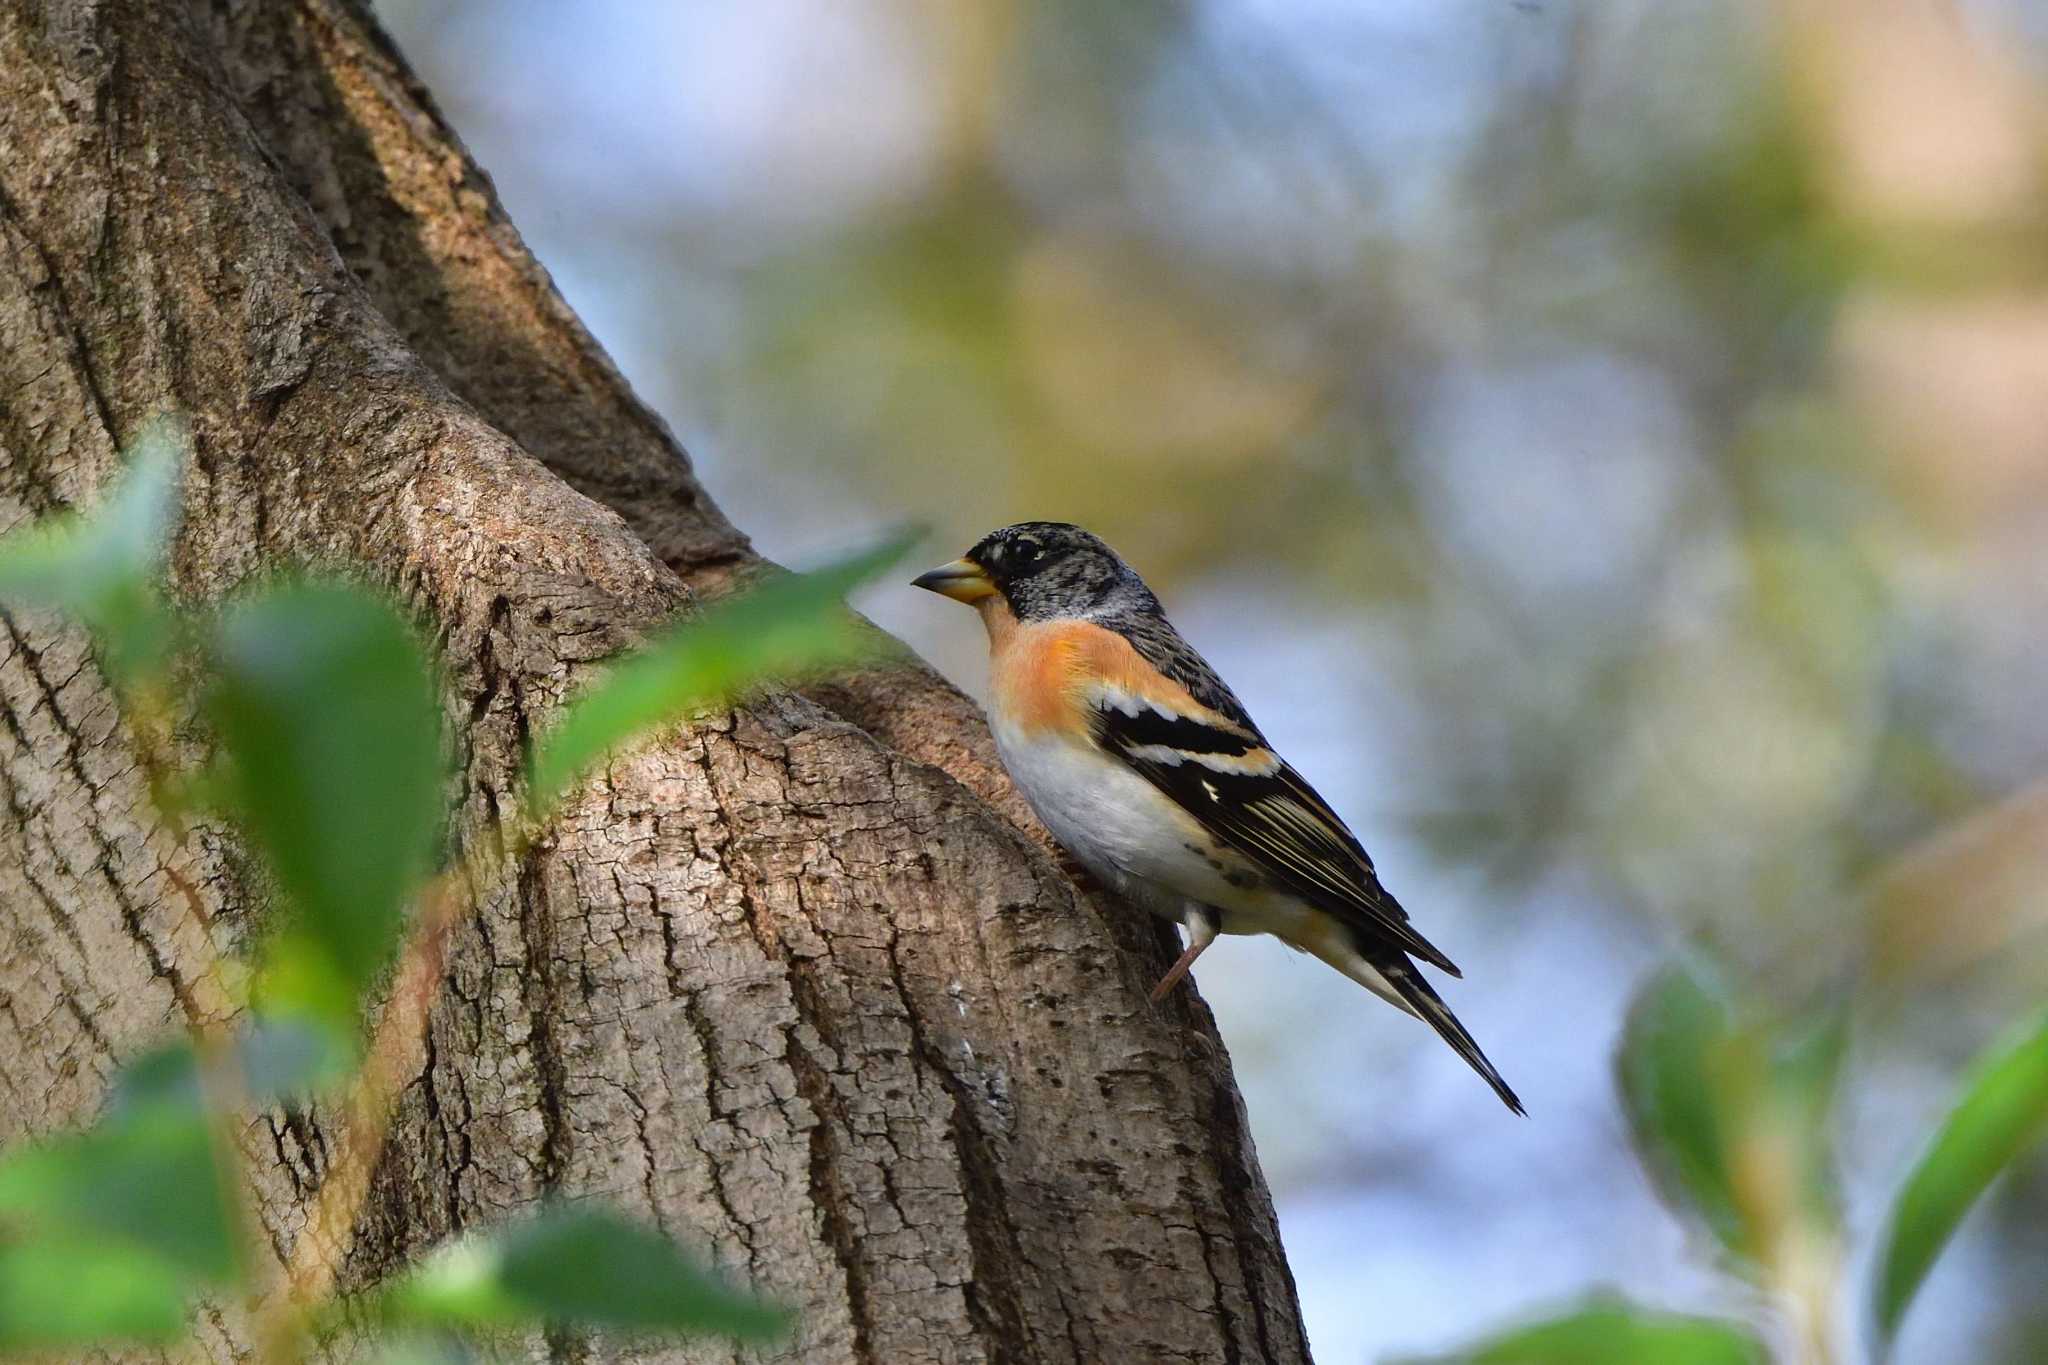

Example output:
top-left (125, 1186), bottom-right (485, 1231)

top-left (1148, 943), bottom-right (1206, 1003)
top-left (1150, 908), bottom-right (1219, 1003)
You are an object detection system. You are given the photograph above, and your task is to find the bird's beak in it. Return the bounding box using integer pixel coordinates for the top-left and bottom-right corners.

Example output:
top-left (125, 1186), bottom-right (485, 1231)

top-left (911, 557), bottom-right (996, 604)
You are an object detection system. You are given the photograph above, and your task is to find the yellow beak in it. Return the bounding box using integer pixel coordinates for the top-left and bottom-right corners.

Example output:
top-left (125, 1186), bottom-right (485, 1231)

top-left (911, 557), bottom-right (996, 604)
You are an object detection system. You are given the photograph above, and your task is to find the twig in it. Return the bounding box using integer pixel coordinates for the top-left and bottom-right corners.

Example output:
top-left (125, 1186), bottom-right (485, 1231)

top-left (255, 824), bottom-right (527, 1360)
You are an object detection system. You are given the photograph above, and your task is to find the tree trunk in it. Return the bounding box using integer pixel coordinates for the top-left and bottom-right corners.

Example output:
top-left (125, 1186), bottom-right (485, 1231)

top-left (0, 3), bottom-right (1309, 1362)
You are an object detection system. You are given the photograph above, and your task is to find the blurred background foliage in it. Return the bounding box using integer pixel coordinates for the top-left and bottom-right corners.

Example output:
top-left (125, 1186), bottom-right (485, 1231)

top-left (374, 1), bottom-right (2048, 1360)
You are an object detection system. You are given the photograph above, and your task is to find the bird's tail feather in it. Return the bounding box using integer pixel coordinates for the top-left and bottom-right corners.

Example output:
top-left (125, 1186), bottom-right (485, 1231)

top-left (1375, 953), bottom-right (1525, 1116)
top-left (1300, 929), bottom-right (1526, 1115)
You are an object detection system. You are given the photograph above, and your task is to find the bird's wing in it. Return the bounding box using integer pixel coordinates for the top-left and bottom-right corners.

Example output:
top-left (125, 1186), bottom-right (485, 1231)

top-left (1106, 611), bottom-right (1265, 734)
top-left (1085, 677), bottom-right (1462, 978)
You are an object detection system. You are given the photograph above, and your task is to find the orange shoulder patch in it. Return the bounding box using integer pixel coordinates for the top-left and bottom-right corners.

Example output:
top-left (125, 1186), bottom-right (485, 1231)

top-left (984, 615), bottom-right (1230, 738)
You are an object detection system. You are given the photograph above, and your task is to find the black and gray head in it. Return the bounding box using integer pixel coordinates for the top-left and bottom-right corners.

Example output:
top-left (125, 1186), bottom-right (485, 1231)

top-left (912, 521), bottom-right (1160, 621)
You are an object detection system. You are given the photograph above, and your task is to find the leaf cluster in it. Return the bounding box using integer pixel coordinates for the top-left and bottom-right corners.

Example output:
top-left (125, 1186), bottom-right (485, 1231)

top-left (0, 422), bottom-right (909, 1358)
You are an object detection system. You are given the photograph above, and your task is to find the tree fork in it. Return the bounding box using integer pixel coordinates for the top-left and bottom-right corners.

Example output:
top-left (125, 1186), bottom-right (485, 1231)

top-left (0, 3), bottom-right (1309, 1361)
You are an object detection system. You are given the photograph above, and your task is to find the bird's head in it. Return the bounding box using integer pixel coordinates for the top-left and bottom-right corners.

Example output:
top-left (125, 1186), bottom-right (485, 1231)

top-left (912, 522), bottom-right (1154, 622)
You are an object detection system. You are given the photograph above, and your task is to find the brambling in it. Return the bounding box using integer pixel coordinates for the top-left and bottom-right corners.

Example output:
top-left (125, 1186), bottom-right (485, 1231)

top-left (915, 522), bottom-right (1522, 1114)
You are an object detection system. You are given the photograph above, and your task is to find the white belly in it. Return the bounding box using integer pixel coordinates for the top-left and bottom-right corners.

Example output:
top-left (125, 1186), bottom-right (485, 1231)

top-left (988, 696), bottom-right (1406, 1007)
top-left (991, 718), bottom-right (1299, 930)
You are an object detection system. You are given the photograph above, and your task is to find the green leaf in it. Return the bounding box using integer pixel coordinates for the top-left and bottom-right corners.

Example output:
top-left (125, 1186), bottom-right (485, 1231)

top-left (238, 1013), bottom-right (358, 1102)
top-left (366, 1332), bottom-right (486, 1365)
top-left (206, 582), bottom-right (446, 1018)
top-left (1617, 967), bottom-right (1746, 1251)
top-left (379, 1205), bottom-right (788, 1342)
top-left (0, 1115), bottom-right (236, 1285)
top-left (0, 1043), bottom-right (244, 1348)
top-left (1769, 1004), bottom-right (1850, 1229)
top-left (1616, 964), bottom-right (1847, 1267)
top-left (0, 414), bottom-right (185, 683)
top-left (107, 1038), bottom-right (207, 1115)
top-left (1404, 1298), bottom-right (1769, 1364)
top-left (1872, 1010), bottom-right (2048, 1348)
top-left (109, 1021), bottom-right (351, 1111)
top-left (0, 1235), bottom-right (192, 1349)
top-left (490, 1209), bottom-right (787, 1338)
top-left (0, 1047), bottom-right (240, 1286)
top-left (525, 533), bottom-right (916, 817)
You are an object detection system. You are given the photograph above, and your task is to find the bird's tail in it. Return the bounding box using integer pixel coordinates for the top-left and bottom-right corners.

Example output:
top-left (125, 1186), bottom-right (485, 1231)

top-left (1340, 944), bottom-right (1525, 1117)
top-left (1299, 926), bottom-right (1525, 1115)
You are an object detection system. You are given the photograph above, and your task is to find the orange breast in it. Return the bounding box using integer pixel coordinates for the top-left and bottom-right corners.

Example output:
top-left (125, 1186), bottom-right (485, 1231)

top-left (984, 612), bottom-right (1087, 737)
top-left (980, 609), bottom-right (1239, 739)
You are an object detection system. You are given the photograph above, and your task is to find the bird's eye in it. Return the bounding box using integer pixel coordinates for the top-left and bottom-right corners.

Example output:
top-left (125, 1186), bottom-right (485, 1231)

top-left (1015, 538), bottom-right (1044, 564)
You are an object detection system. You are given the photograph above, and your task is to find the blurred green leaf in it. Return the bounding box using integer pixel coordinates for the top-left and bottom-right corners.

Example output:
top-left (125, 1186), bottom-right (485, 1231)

top-left (0, 415), bottom-right (185, 683)
top-left (1618, 967), bottom-right (1746, 1252)
top-left (206, 581), bottom-right (445, 1020)
top-left (0, 1235), bottom-right (192, 1349)
top-left (1768, 1004), bottom-right (1850, 1230)
top-left (1872, 1010), bottom-right (2048, 1349)
top-left (238, 1013), bottom-right (357, 1101)
top-left (1617, 964), bottom-right (1847, 1268)
top-left (110, 1021), bottom-right (351, 1111)
top-left (379, 1205), bottom-right (788, 1342)
top-left (368, 1332), bottom-right (487, 1365)
top-left (1406, 1298), bottom-right (1768, 1364)
top-left (525, 533), bottom-right (915, 816)
top-left (106, 1038), bottom-right (208, 1116)
top-left (0, 1046), bottom-right (240, 1285)
top-left (0, 1113), bottom-right (237, 1287)
top-left (0, 1043), bottom-right (242, 1348)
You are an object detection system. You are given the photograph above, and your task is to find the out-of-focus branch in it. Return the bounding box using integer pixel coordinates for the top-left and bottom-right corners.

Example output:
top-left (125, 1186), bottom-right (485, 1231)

top-left (1866, 779), bottom-right (2048, 985)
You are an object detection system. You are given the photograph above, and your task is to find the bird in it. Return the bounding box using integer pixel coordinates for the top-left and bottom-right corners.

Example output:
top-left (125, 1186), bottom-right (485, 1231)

top-left (913, 522), bottom-right (1523, 1114)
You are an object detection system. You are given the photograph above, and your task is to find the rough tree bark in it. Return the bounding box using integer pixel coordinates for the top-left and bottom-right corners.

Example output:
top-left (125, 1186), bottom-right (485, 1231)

top-left (0, 3), bottom-right (1310, 1362)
